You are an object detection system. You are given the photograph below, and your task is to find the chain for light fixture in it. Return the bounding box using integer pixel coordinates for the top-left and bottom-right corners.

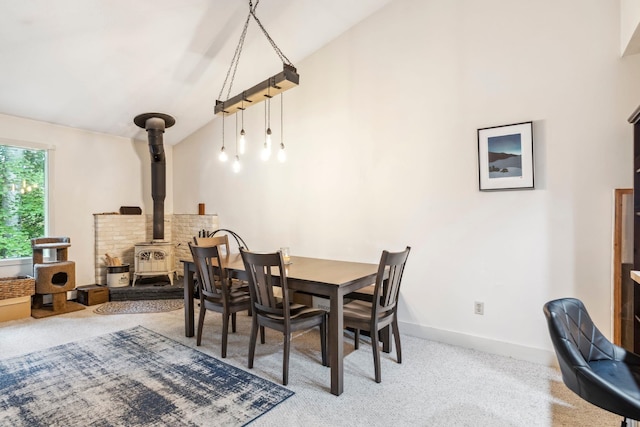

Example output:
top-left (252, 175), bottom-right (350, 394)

top-left (216, 0), bottom-right (296, 111)
top-left (215, 0), bottom-right (298, 169)
top-left (248, 0), bottom-right (293, 66)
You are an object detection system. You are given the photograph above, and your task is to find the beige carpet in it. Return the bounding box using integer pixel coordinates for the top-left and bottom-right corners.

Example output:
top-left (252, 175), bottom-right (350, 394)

top-left (0, 305), bottom-right (621, 426)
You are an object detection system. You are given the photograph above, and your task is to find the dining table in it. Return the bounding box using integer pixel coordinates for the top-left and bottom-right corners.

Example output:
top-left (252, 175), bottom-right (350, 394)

top-left (182, 253), bottom-right (382, 396)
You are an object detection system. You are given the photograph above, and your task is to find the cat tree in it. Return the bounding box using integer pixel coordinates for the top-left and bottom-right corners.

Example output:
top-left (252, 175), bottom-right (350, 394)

top-left (31, 237), bottom-right (84, 318)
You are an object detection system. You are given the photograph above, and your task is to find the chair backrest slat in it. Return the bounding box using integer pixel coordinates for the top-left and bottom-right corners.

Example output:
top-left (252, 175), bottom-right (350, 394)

top-left (372, 247), bottom-right (411, 319)
top-left (193, 235), bottom-right (230, 256)
top-left (241, 249), bottom-right (289, 322)
top-left (189, 242), bottom-right (227, 301)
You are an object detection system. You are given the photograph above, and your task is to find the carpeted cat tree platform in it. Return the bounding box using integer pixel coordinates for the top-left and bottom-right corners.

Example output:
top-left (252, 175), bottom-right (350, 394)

top-left (31, 237), bottom-right (84, 318)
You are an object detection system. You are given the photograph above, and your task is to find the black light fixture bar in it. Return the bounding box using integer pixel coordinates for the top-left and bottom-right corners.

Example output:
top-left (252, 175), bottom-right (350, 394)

top-left (215, 64), bottom-right (299, 116)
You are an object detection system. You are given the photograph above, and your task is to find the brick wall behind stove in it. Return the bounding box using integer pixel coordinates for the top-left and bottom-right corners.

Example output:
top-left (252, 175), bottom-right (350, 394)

top-left (93, 214), bottom-right (218, 285)
top-left (94, 214), bottom-right (146, 285)
top-left (172, 214), bottom-right (219, 273)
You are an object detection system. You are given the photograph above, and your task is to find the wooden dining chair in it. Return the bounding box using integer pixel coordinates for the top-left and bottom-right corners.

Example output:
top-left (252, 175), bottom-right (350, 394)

top-left (240, 248), bottom-right (328, 385)
top-left (193, 234), bottom-right (249, 294)
top-left (345, 284), bottom-right (375, 302)
top-left (193, 234), bottom-right (230, 256)
top-left (343, 246), bottom-right (411, 383)
top-left (188, 242), bottom-right (251, 358)
top-left (208, 228), bottom-right (250, 251)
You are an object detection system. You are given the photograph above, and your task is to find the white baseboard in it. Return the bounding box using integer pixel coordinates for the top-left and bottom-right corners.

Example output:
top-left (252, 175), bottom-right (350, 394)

top-left (398, 320), bottom-right (558, 367)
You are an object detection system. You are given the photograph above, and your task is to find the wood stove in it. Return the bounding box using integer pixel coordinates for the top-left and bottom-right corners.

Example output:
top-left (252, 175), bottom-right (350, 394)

top-left (130, 113), bottom-right (177, 287)
top-left (132, 241), bottom-right (175, 286)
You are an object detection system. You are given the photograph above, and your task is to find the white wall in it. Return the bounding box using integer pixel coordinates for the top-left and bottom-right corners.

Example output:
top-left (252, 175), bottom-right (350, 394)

top-left (173, 0), bottom-right (640, 362)
top-left (621, 0), bottom-right (640, 55)
top-left (0, 113), bottom-right (173, 285)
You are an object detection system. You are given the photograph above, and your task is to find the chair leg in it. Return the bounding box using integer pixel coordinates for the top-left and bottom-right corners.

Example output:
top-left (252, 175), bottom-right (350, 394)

top-left (380, 325), bottom-right (391, 353)
top-left (221, 314), bottom-right (230, 358)
top-left (392, 317), bottom-right (402, 363)
top-left (196, 306), bottom-right (206, 346)
top-left (283, 332), bottom-right (291, 386)
top-left (248, 317), bottom-right (258, 369)
top-left (354, 329), bottom-right (360, 350)
top-left (260, 326), bottom-right (266, 344)
top-left (232, 312), bottom-right (237, 333)
top-left (371, 328), bottom-right (382, 383)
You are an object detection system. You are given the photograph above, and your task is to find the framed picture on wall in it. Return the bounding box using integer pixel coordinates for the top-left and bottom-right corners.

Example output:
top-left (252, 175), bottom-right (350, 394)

top-left (477, 121), bottom-right (534, 191)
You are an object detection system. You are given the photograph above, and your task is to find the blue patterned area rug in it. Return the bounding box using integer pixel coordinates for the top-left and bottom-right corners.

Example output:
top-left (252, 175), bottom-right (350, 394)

top-left (0, 326), bottom-right (293, 426)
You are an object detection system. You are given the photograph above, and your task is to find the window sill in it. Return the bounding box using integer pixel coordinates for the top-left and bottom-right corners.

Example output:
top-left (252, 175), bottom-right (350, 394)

top-left (0, 257), bottom-right (32, 267)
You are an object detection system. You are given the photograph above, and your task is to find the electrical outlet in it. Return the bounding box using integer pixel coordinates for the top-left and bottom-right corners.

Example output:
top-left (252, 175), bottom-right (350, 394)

top-left (474, 301), bottom-right (484, 315)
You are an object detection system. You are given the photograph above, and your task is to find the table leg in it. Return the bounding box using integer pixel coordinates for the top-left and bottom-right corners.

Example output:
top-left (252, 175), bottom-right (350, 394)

top-left (329, 289), bottom-right (344, 396)
top-left (184, 264), bottom-right (195, 337)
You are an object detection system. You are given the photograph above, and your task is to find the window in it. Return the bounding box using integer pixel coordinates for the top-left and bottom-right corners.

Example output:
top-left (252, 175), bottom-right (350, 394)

top-left (0, 144), bottom-right (47, 260)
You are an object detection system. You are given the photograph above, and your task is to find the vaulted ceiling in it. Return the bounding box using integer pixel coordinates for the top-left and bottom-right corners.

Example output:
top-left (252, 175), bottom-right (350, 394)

top-left (0, 0), bottom-right (392, 144)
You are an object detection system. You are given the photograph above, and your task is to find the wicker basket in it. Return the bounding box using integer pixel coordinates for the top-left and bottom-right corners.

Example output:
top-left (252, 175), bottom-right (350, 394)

top-left (0, 276), bottom-right (35, 300)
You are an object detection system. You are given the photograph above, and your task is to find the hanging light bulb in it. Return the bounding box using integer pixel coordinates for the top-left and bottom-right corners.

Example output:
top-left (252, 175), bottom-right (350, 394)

top-left (239, 99), bottom-right (246, 155)
top-left (266, 127), bottom-right (272, 149)
top-left (232, 112), bottom-right (241, 173)
top-left (261, 134), bottom-right (271, 161)
top-left (239, 129), bottom-right (246, 155)
top-left (278, 93), bottom-right (286, 162)
top-left (219, 113), bottom-right (228, 162)
top-left (262, 98), bottom-right (272, 161)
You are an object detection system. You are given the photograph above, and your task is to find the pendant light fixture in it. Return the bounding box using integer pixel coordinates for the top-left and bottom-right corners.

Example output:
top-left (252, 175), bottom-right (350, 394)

top-left (262, 86), bottom-right (272, 161)
top-left (239, 99), bottom-right (246, 155)
top-left (278, 93), bottom-right (286, 162)
top-left (261, 99), bottom-right (271, 161)
top-left (214, 0), bottom-right (298, 171)
top-left (218, 113), bottom-right (228, 162)
top-left (233, 115), bottom-right (241, 173)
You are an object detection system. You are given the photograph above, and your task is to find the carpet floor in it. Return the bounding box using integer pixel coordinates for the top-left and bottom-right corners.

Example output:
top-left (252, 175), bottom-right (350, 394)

top-left (0, 303), bottom-right (622, 426)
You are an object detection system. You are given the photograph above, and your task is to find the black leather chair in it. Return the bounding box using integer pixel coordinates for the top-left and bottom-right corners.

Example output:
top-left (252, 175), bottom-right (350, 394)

top-left (543, 297), bottom-right (640, 426)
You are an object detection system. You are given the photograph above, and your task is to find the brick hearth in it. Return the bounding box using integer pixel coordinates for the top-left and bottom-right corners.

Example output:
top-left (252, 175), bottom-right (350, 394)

top-left (93, 213), bottom-right (219, 285)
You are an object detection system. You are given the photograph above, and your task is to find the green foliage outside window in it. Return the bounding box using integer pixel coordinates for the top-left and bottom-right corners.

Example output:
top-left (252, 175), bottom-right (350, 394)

top-left (0, 145), bottom-right (46, 259)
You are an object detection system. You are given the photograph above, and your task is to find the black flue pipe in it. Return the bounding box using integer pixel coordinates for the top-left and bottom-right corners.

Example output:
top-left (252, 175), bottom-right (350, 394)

top-left (134, 113), bottom-right (175, 241)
